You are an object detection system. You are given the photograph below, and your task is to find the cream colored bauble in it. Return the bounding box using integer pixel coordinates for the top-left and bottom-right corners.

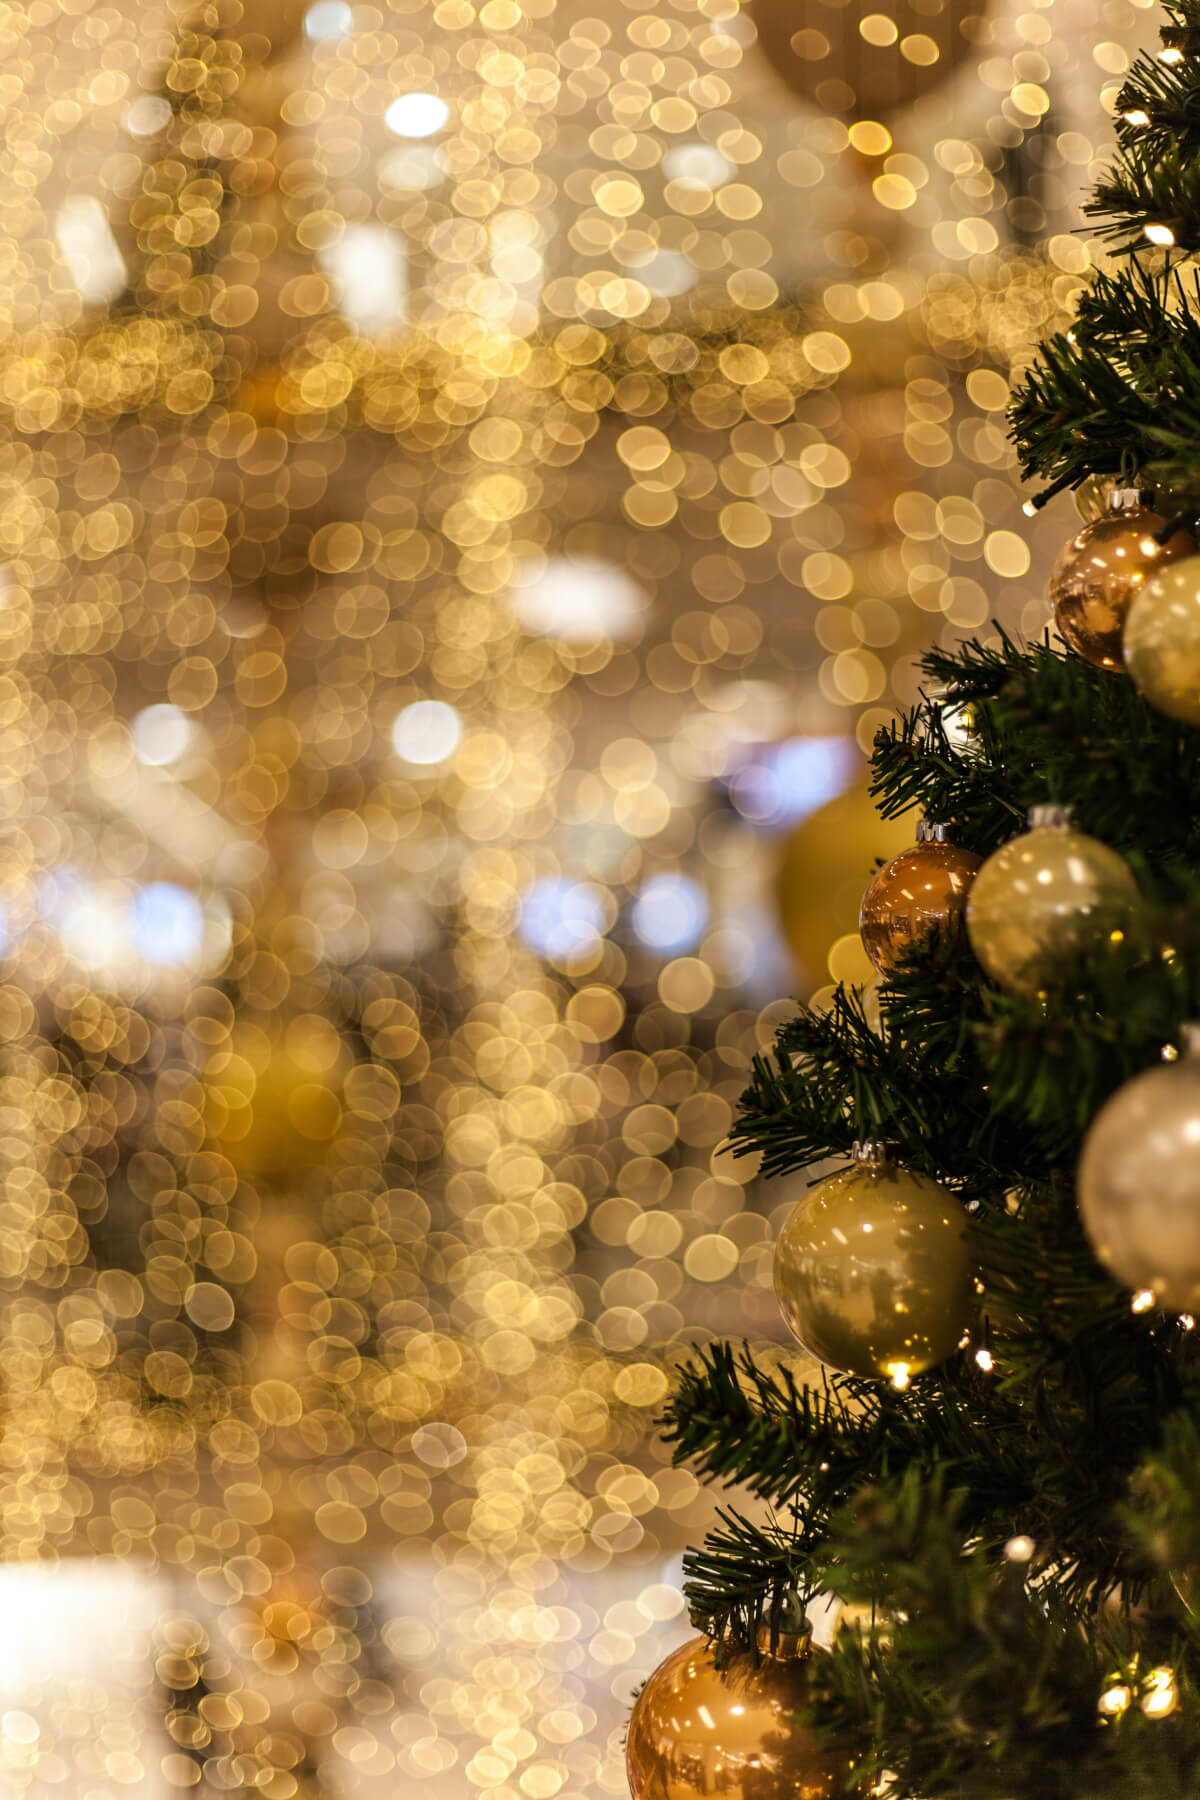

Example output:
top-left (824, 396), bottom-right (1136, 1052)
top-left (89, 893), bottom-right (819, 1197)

top-left (1123, 553), bottom-right (1200, 724)
top-left (1078, 1037), bottom-right (1200, 1311)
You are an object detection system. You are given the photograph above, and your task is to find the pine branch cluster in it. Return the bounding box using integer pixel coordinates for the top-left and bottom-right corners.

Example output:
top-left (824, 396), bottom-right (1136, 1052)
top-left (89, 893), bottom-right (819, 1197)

top-left (1010, 0), bottom-right (1200, 500)
top-left (660, 640), bottom-right (1200, 1796)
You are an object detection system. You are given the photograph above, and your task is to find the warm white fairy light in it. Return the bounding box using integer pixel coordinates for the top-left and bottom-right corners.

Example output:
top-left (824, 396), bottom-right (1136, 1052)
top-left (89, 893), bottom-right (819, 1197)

top-left (1132, 1288), bottom-right (1156, 1313)
top-left (1098, 1682), bottom-right (1131, 1718)
top-left (1141, 1668), bottom-right (1178, 1719)
top-left (1004, 1535), bottom-right (1036, 1564)
top-left (1144, 223), bottom-right (1177, 246)
top-left (887, 1362), bottom-right (912, 1392)
top-left (974, 1348), bottom-right (994, 1372)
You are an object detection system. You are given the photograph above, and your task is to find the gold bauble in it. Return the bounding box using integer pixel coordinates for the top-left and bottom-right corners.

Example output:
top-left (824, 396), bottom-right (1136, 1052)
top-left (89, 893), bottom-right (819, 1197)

top-left (1123, 553), bottom-right (1200, 724)
top-left (965, 805), bottom-right (1138, 995)
top-left (858, 821), bottom-right (981, 976)
top-left (1049, 489), bottom-right (1197, 671)
top-left (1078, 1035), bottom-right (1200, 1311)
top-left (776, 779), bottom-right (914, 993)
top-left (627, 1630), bottom-right (857, 1800)
top-left (773, 1145), bottom-right (972, 1383)
top-left (206, 1014), bottom-right (346, 1179)
top-left (751, 0), bottom-right (977, 121)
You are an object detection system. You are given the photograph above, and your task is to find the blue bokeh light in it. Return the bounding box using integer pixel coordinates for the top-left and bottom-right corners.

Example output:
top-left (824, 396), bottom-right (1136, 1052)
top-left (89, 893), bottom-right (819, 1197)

top-left (130, 883), bottom-right (205, 965)
top-left (519, 878), bottom-right (606, 960)
top-left (630, 873), bottom-right (709, 956)
top-left (728, 736), bottom-right (859, 830)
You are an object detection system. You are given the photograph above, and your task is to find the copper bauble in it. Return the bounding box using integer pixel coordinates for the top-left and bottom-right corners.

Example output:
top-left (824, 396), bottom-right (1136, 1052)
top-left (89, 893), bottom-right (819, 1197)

top-left (858, 821), bottom-right (981, 976)
top-left (627, 1630), bottom-right (856, 1800)
top-left (773, 1143), bottom-right (972, 1384)
top-left (1049, 488), bottom-right (1197, 671)
top-left (752, 0), bottom-right (978, 122)
top-left (1078, 1029), bottom-right (1200, 1311)
top-left (965, 805), bottom-right (1138, 995)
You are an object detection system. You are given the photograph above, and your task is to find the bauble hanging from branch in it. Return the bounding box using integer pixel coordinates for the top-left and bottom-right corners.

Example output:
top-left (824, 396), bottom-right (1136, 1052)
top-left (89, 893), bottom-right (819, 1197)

top-left (772, 1141), bottom-right (973, 1387)
top-left (627, 1625), bottom-right (860, 1800)
top-left (965, 805), bottom-right (1138, 994)
top-left (858, 819), bottom-right (981, 976)
top-left (1048, 488), bottom-right (1196, 671)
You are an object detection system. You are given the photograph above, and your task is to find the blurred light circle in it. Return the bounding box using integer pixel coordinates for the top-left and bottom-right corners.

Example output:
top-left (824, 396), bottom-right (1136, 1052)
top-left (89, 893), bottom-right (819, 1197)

top-left (124, 96), bottom-right (172, 138)
top-left (511, 557), bottom-right (647, 644)
top-left (132, 703), bottom-right (193, 767)
top-left (380, 146), bottom-right (447, 192)
top-left (391, 700), bottom-right (462, 765)
top-left (385, 93), bottom-right (450, 138)
top-left (641, 250), bottom-right (698, 298)
top-left (304, 0), bottom-right (353, 37)
top-left (630, 874), bottom-right (709, 955)
top-left (730, 736), bottom-right (859, 829)
top-left (519, 878), bottom-right (606, 960)
top-left (131, 883), bottom-right (206, 965)
top-left (662, 142), bottom-right (735, 188)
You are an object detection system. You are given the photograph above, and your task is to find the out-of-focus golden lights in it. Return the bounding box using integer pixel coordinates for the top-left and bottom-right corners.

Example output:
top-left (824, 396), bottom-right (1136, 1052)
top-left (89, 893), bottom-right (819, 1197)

top-left (0, 0), bottom-right (1155, 1785)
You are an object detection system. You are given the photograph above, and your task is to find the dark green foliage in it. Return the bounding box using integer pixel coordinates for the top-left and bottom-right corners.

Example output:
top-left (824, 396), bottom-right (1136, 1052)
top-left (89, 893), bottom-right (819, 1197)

top-left (1009, 0), bottom-right (1200, 499)
top-left (658, 639), bottom-right (1200, 1796)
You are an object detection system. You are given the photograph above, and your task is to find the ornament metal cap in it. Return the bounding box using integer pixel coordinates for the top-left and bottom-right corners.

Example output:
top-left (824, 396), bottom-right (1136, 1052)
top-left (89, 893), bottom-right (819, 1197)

top-left (851, 1139), bottom-right (891, 1166)
top-left (917, 819), bottom-right (951, 844)
top-left (754, 1622), bottom-right (812, 1662)
top-left (1106, 487), bottom-right (1155, 513)
top-left (1027, 803), bottom-right (1072, 830)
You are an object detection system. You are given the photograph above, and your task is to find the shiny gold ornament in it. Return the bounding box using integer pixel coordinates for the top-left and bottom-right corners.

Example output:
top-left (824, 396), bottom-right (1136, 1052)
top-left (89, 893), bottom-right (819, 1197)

top-left (206, 1014), bottom-right (347, 1180)
top-left (1123, 553), bottom-right (1200, 723)
top-left (1078, 1026), bottom-right (1200, 1311)
top-left (626, 1628), bottom-right (857, 1800)
top-left (773, 1143), bottom-right (972, 1384)
top-left (776, 777), bottom-right (915, 994)
top-left (1049, 489), bottom-right (1197, 671)
top-left (965, 805), bottom-right (1138, 994)
top-left (752, 0), bottom-right (976, 121)
top-left (858, 820), bottom-right (981, 976)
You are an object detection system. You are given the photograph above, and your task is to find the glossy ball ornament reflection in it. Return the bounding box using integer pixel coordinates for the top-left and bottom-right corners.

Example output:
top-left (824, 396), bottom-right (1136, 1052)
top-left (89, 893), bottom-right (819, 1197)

top-left (626, 1628), bottom-right (857, 1800)
top-left (859, 820), bottom-right (981, 976)
top-left (966, 805), bottom-right (1138, 995)
top-left (1049, 488), bottom-right (1196, 671)
top-left (1123, 553), bottom-right (1200, 724)
top-left (773, 1143), bottom-right (972, 1384)
top-left (1078, 1030), bottom-right (1200, 1311)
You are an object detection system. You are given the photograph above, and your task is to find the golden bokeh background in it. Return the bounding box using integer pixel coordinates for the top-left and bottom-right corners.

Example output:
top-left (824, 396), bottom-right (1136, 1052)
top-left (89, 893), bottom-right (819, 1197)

top-left (0, 0), bottom-right (1160, 1793)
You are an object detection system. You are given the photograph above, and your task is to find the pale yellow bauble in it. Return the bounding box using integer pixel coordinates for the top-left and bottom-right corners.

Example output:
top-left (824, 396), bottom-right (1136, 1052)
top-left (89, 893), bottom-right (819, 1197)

top-left (206, 1013), bottom-right (347, 1179)
top-left (1123, 553), bottom-right (1200, 724)
top-left (965, 806), bottom-right (1138, 994)
top-left (773, 1145), bottom-right (972, 1383)
top-left (776, 779), bottom-right (914, 995)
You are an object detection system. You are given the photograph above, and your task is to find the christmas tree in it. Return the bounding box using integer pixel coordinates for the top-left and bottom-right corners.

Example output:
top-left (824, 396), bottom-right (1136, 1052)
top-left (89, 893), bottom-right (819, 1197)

top-left (632, 4), bottom-right (1200, 1797)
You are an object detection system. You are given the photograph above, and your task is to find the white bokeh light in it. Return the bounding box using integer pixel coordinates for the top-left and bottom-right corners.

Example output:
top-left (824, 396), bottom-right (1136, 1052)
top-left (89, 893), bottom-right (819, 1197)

top-left (131, 703), bottom-right (193, 767)
top-left (630, 874), bottom-right (710, 956)
top-left (124, 95), bottom-right (172, 138)
top-left (130, 883), bottom-right (206, 965)
top-left (510, 557), bottom-right (647, 645)
top-left (385, 93), bottom-right (450, 138)
top-left (319, 225), bottom-right (407, 336)
top-left (662, 142), bottom-right (735, 188)
top-left (641, 250), bottom-right (698, 298)
top-left (304, 0), bottom-right (354, 38)
top-left (54, 197), bottom-right (126, 305)
top-left (391, 700), bottom-right (463, 765)
top-left (379, 146), bottom-right (447, 193)
top-left (519, 879), bottom-right (607, 961)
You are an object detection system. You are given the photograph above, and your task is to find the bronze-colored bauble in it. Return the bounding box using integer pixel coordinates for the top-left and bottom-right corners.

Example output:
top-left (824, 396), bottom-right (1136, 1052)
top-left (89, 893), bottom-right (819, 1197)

top-left (751, 0), bottom-right (979, 122)
top-left (776, 777), bottom-right (915, 993)
top-left (773, 1143), bottom-right (972, 1383)
top-left (627, 1630), bottom-right (857, 1800)
top-left (1123, 553), bottom-right (1200, 724)
top-left (858, 821), bottom-right (981, 976)
top-left (1049, 489), bottom-right (1197, 671)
